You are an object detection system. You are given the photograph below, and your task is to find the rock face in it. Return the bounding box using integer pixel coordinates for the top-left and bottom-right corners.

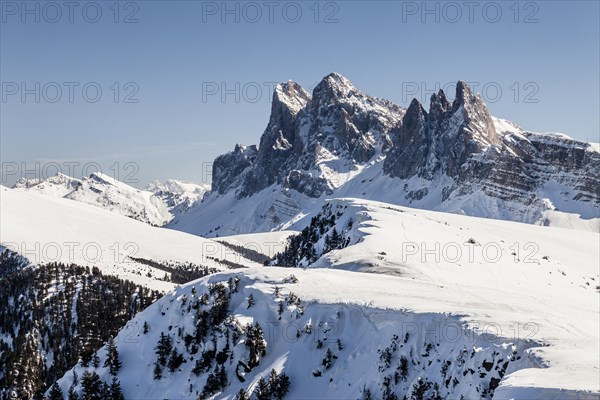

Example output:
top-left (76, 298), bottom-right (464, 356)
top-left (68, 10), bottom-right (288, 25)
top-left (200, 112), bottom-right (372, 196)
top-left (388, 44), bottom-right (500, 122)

top-left (213, 73), bottom-right (405, 199)
top-left (180, 73), bottom-right (598, 236)
top-left (146, 179), bottom-right (210, 217)
top-left (383, 82), bottom-right (498, 180)
top-left (383, 82), bottom-right (599, 216)
top-left (212, 144), bottom-right (258, 195)
top-left (239, 82), bottom-right (310, 197)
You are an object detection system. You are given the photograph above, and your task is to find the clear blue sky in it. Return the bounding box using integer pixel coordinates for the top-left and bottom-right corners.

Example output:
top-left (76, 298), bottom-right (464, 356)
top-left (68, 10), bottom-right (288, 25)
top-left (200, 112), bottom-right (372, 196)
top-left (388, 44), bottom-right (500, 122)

top-left (1, 0), bottom-right (599, 187)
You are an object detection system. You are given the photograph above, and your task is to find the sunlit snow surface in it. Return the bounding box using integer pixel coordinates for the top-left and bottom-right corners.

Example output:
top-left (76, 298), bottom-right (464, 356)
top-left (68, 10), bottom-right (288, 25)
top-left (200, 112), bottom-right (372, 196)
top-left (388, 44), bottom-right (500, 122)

top-left (0, 186), bottom-right (260, 291)
top-left (44, 196), bottom-right (600, 398)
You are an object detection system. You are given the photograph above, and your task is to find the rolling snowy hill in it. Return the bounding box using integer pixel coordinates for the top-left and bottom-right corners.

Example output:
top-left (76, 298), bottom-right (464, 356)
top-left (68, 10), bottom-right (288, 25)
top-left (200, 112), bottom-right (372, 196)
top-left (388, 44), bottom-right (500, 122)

top-left (11, 172), bottom-right (210, 227)
top-left (0, 186), bottom-right (261, 292)
top-left (52, 198), bottom-right (600, 399)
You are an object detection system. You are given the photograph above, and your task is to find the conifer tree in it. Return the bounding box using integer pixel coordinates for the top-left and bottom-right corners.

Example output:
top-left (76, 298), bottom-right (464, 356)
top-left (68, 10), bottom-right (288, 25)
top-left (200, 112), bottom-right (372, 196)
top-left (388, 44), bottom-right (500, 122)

top-left (48, 382), bottom-right (65, 400)
top-left (168, 348), bottom-right (184, 372)
top-left (155, 333), bottom-right (172, 366)
top-left (245, 323), bottom-right (266, 368)
top-left (100, 382), bottom-right (110, 399)
top-left (273, 372), bottom-right (290, 400)
top-left (218, 365), bottom-right (228, 388)
top-left (153, 362), bottom-right (162, 380)
top-left (268, 369), bottom-right (279, 389)
top-left (81, 370), bottom-right (102, 400)
top-left (109, 377), bottom-right (125, 400)
top-left (67, 386), bottom-right (79, 400)
top-left (255, 377), bottom-right (271, 400)
top-left (104, 337), bottom-right (122, 376)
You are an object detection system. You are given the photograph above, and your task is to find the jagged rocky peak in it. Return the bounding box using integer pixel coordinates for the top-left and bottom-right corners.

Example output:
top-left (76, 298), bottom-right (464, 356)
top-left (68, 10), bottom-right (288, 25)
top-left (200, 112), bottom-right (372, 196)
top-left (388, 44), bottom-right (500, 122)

top-left (209, 82), bottom-right (313, 199)
top-left (429, 89), bottom-right (451, 120)
top-left (309, 71), bottom-right (405, 117)
top-left (12, 173), bottom-right (81, 198)
top-left (399, 98), bottom-right (429, 146)
top-left (13, 177), bottom-right (42, 188)
top-left (451, 80), bottom-right (498, 145)
top-left (231, 82), bottom-right (312, 197)
top-left (272, 80), bottom-right (311, 116)
top-left (311, 72), bottom-right (357, 106)
top-left (13, 172), bottom-right (79, 189)
top-left (393, 98), bottom-right (428, 149)
top-left (383, 80), bottom-right (598, 212)
top-left (209, 72), bottom-right (407, 200)
top-left (263, 81), bottom-right (310, 150)
top-left (406, 97), bottom-right (428, 121)
top-left (306, 72), bottom-right (405, 164)
top-left (384, 80), bottom-right (501, 180)
top-left (383, 98), bottom-right (432, 180)
top-left (427, 89), bottom-right (451, 137)
top-left (183, 74), bottom-right (600, 236)
top-left (212, 144), bottom-right (258, 195)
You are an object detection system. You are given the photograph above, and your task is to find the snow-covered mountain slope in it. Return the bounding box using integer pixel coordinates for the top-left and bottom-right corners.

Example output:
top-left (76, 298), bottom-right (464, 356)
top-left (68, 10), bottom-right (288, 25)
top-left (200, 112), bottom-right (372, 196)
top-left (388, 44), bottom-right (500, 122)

top-left (64, 172), bottom-right (172, 226)
top-left (54, 198), bottom-right (599, 399)
top-left (12, 172), bottom-right (81, 197)
top-left (168, 73), bottom-right (599, 237)
top-left (537, 210), bottom-right (600, 232)
top-left (0, 186), bottom-right (261, 292)
top-left (11, 172), bottom-right (209, 226)
top-left (147, 179), bottom-right (210, 218)
top-left (147, 179), bottom-right (210, 199)
top-left (171, 157), bottom-right (600, 237)
top-left (168, 184), bottom-right (313, 236)
top-left (277, 198), bottom-right (600, 393)
top-left (218, 230), bottom-right (299, 259)
top-left (0, 259), bottom-right (162, 399)
top-left (52, 269), bottom-right (544, 400)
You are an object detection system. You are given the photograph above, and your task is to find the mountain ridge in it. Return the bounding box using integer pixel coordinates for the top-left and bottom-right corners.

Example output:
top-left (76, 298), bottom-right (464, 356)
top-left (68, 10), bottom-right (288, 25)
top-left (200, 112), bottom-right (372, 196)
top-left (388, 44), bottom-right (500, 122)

top-left (51, 198), bottom-right (600, 399)
top-left (168, 73), bottom-right (599, 237)
top-left (11, 172), bottom-right (210, 226)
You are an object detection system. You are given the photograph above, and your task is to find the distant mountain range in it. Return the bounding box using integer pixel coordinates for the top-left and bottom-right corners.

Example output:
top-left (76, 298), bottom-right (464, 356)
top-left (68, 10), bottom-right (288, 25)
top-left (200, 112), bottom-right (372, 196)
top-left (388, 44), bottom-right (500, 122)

top-left (2, 73), bottom-right (598, 400)
top-left (12, 74), bottom-right (599, 235)
top-left (12, 172), bottom-right (209, 226)
top-left (167, 73), bottom-right (599, 236)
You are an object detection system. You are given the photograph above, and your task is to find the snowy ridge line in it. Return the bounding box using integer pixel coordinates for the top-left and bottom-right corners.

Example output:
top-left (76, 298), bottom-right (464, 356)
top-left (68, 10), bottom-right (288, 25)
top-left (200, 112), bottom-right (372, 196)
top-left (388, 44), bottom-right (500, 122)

top-left (52, 267), bottom-right (556, 400)
top-left (0, 186), bottom-right (262, 292)
top-left (9, 171), bottom-right (210, 226)
top-left (0, 240), bottom-right (258, 270)
top-left (274, 197), bottom-right (598, 271)
top-left (271, 197), bottom-right (599, 394)
top-left (171, 73), bottom-right (599, 237)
